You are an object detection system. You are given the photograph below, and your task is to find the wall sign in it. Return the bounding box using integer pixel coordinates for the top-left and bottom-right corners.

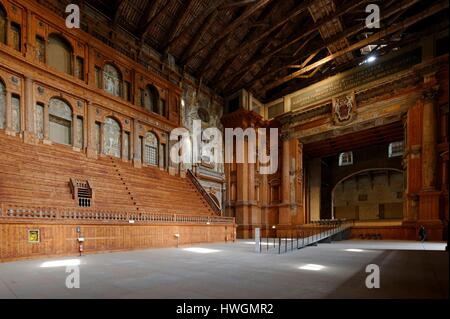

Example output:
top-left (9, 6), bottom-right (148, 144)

top-left (28, 229), bottom-right (40, 243)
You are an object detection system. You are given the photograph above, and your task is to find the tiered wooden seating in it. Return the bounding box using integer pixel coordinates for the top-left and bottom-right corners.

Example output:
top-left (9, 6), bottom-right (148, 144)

top-left (0, 134), bottom-right (213, 216)
top-left (113, 161), bottom-right (214, 215)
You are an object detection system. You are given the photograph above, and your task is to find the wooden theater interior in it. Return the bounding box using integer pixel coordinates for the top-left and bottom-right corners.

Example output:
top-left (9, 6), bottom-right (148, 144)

top-left (0, 0), bottom-right (448, 263)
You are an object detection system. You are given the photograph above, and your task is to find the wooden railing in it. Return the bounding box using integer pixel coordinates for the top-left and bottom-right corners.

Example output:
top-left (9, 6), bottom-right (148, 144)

top-left (69, 178), bottom-right (93, 207)
top-left (0, 204), bottom-right (235, 225)
top-left (186, 169), bottom-right (222, 216)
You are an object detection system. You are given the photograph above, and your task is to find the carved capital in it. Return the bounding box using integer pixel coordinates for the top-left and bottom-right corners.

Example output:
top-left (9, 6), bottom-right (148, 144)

top-left (422, 87), bottom-right (439, 102)
top-left (280, 131), bottom-right (291, 141)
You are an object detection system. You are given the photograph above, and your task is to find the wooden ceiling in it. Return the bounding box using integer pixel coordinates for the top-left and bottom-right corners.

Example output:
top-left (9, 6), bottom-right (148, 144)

top-left (83, 0), bottom-right (448, 101)
top-left (303, 120), bottom-right (404, 158)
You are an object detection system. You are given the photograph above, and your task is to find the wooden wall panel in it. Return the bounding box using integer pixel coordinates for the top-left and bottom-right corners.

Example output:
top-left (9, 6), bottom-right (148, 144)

top-left (0, 221), bottom-right (234, 262)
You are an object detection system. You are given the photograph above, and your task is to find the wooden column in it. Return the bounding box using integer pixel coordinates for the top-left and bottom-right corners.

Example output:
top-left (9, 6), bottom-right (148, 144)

top-left (43, 103), bottom-right (50, 142)
top-left (23, 76), bottom-right (35, 144)
top-left (86, 101), bottom-right (97, 158)
top-left (278, 137), bottom-right (291, 226)
top-left (159, 143), bottom-right (164, 169)
top-left (403, 98), bottom-right (422, 224)
top-left (421, 87), bottom-right (439, 190)
top-left (235, 137), bottom-right (249, 235)
top-left (132, 119), bottom-right (142, 168)
top-left (292, 140), bottom-right (305, 225)
top-left (72, 113), bottom-right (78, 150)
top-left (4, 90), bottom-right (13, 135)
top-left (418, 75), bottom-right (443, 240)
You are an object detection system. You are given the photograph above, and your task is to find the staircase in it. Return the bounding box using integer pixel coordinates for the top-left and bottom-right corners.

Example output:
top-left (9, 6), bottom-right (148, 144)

top-left (109, 157), bottom-right (141, 213)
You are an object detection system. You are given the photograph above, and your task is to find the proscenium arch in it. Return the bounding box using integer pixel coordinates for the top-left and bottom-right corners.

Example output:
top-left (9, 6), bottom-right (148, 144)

top-left (331, 168), bottom-right (404, 220)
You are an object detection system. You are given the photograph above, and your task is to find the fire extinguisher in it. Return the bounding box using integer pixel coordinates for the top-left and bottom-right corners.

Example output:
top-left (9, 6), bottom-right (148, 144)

top-left (77, 237), bottom-right (85, 256)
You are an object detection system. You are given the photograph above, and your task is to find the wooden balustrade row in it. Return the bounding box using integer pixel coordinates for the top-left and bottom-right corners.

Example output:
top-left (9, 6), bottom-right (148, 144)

top-left (0, 204), bottom-right (235, 225)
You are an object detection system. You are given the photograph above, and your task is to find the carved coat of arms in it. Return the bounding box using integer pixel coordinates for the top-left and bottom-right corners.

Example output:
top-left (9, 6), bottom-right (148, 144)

top-left (332, 92), bottom-right (356, 125)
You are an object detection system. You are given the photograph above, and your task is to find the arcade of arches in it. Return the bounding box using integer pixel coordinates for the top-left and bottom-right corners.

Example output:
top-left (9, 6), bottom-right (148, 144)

top-left (0, 0), bottom-right (448, 263)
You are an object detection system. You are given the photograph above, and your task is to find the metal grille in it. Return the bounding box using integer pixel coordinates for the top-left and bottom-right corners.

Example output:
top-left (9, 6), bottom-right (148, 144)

top-left (144, 145), bottom-right (158, 165)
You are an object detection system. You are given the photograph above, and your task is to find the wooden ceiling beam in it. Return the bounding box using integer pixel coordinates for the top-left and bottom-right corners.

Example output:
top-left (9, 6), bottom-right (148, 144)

top-left (255, 27), bottom-right (429, 100)
top-left (139, 1), bottom-right (171, 42)
top-left (162, 0), bottom-right (196, 51)
top-left (265, 0), bottom-right (448, 91)
top-left (217, 0), bottom-right (368, 87)
top-left (247, 0), bottom-right (423, 93)
top-left (242, 34), bottom-right (318, 90)
top-left (113, 0), bottom-right (127, 24)
top-left (208, 0), bottom-right (281, 84)
top-left (180, 10), bottom-right (219, 64)
top-left (219, 0), bottom-right (259, 10)
top-left (185, 0), bottom-right (272, 62)
top-left (166, 0), bottom-right (227, 50)
top-left (214, 0), bottom-right (316, 73)
top-left (222, 19), bottom-right (294, 93)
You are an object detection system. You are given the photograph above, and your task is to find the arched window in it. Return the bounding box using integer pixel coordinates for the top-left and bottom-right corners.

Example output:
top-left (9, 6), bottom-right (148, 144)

top-left (48, 34), bottom-right (73, 75)
top-left (143, 132), bottom-right (158, 166)
top-left (103, 64), bottom-right (122, 97)
top-left (0, 5), bottom-right (6, 44)
top-left (0, 79), bottom-right (6, 129)
top-left (103, 117), bottom-right (121, 158)
top-left (144, 85), bottom-right (159, 114)
top-left (49, 98), bottom-right (72, 145)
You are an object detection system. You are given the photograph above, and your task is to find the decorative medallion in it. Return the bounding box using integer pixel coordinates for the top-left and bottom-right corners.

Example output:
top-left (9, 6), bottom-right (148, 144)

top-left (96, 108), bottom-right (101, 115)
top-left (332, 92), bottom-right (356, 126)
top-left (11, 76), bottom-right (20, 85)
top-left (77, 101), bottom-right (83, 108)
top-left (37, 86), bottom-right (45, 95)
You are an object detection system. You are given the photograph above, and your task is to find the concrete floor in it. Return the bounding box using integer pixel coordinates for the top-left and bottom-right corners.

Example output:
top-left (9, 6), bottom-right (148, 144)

top-left (0, 240), bottom-right (447, 299)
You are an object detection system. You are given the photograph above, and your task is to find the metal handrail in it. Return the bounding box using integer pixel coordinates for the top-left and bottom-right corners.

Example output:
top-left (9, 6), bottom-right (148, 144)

top-left (186, 169), bottom-right (222, 216)
top-left (258, 219), bottom-right (354, 254)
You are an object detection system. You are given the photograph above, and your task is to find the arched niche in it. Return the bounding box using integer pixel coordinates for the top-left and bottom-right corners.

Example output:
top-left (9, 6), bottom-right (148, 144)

top-left (103, 117), bottom-right (122, 158)
top-left (48, 34), bottom-right (73, 75)
top-left (143, 131), bottom-right (159, 166)
top-left (103, 63), bottom-right (122, 97)
top-left (49, 97), bottom-right (73, 145)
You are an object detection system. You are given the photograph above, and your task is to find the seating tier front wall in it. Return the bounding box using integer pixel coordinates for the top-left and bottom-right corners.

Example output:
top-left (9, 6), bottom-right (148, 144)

top-left (0, 220), bottom-right (235, 262)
